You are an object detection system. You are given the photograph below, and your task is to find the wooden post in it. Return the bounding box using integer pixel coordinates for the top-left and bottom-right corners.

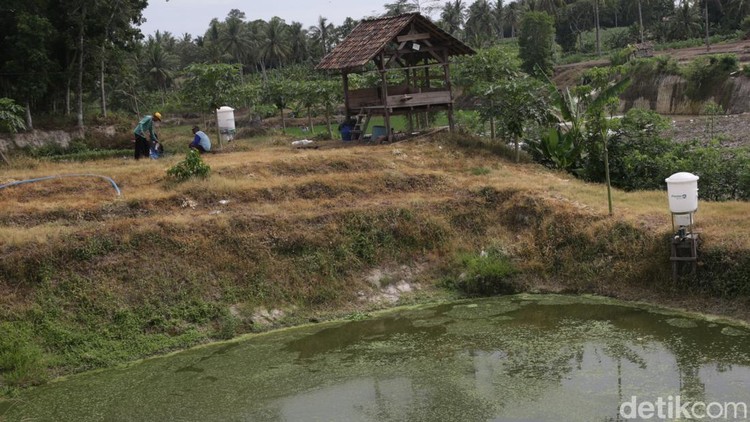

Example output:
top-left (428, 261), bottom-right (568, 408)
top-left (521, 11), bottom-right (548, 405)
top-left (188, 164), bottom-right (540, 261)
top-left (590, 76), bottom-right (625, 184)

top-left (342, 72), bottom-right (350, 119)
top-left (380, 54), bottom-right (391, 143)
top-left (423, 59), bottom-right (430, 129)
top-left (443, 53), bottom-right (455, 133)
top-left (405, 65), bottom-right (414, 133)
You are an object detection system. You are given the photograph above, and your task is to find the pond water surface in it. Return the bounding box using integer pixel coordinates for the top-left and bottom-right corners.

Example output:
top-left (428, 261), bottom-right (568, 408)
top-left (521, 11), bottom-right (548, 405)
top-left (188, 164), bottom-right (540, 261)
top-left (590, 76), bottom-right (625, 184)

top-left (2, 294), bottom-right (749, 421)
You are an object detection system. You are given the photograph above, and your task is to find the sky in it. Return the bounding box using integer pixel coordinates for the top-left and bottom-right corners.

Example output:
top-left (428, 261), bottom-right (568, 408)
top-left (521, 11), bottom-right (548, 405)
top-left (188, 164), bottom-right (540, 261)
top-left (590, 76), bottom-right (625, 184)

top-left (138, 0), bottom-right (396, 39)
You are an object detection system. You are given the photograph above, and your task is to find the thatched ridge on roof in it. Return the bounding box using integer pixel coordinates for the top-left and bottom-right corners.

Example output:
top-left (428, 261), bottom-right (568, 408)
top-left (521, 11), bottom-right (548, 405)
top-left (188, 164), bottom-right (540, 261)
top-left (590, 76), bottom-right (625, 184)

top-left (316, 13), bottom-right (474, 72)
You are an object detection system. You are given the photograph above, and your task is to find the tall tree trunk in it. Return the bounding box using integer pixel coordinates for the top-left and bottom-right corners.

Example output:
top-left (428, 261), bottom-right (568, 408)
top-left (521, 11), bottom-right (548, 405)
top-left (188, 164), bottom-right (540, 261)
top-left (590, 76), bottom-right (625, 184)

top-left (705, 0), bottom-right (711, 52)
top-left (100, 52), bottom-right (107, 118)
top-left (76, 4), bottom-right (86, 130)
top-left (638, 0), bottom-right (644, 43)
top-left (25, 100), bottom-right (33, 131)
top-left (307, 105), bottom-right (313, 135)
top-left (603, 130), bottom-right (613, 216)
top-left (594, 0), bottom-right (601, 55)
top-left (280, 107), bottom-right (286, 133)
top-left (65, 75), bottom-right (71, 116)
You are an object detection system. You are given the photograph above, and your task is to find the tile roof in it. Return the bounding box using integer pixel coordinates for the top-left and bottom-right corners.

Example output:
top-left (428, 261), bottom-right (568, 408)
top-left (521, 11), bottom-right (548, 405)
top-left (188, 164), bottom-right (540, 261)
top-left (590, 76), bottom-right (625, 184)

top-left (316, 13), bottom-right (474, 71)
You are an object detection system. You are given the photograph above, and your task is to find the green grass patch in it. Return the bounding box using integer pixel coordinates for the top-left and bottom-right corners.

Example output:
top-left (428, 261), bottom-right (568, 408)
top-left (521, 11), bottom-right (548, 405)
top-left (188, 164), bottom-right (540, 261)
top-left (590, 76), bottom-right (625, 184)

top-left (440, 249), bottom-right (518, 296)
top-left (470, 167), bottom-right (491, 176)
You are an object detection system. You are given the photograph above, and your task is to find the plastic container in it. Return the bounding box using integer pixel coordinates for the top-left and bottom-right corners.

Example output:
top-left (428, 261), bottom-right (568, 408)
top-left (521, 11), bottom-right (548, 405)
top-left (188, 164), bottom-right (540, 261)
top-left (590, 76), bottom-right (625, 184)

top-left (665, 172), bottom-right (699, 213)
top-left (372, 125), bottom-right (387, 139)
top-left (216, 106), bottom-right (236, 142)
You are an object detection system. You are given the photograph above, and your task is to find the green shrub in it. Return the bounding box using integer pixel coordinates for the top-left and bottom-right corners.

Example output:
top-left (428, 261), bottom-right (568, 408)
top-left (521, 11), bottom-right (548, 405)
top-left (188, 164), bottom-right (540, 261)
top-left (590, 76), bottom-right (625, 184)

top-left (610, 45), bottom-right (636, 66)
top-left (683, 54), bottom-right (739, 99)
top-left (470, 167), bottom-right (491, 176)
top-left (455, 110), bottom-right (485, 136)
top-left (604, 27), bottom-right (636, 50)
top-left (627, 55), bottom-right (680, 80)
top-left (0, 322), bottom-right (47, 389)
top-left (167, 150), bottom-right (211, 182)
top-left (442, 249), bottom-right (518, 296)
top-left (741, 16), bottom-right (750, 39)
top-left (0, 98), bottom-right (26, 134)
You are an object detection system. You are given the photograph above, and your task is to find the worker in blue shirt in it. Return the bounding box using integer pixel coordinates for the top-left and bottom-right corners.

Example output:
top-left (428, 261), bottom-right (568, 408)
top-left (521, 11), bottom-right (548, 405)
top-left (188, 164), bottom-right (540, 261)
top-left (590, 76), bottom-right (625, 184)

top-left (189, 126), bottom-right (212, 153)
top-left (133, 112), bottom-right (161, 160)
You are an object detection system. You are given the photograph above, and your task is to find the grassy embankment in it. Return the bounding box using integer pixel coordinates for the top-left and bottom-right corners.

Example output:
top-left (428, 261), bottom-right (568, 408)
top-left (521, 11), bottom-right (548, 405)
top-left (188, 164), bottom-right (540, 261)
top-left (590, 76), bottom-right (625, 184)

top-left (1, 131), bottom-right (750, 394)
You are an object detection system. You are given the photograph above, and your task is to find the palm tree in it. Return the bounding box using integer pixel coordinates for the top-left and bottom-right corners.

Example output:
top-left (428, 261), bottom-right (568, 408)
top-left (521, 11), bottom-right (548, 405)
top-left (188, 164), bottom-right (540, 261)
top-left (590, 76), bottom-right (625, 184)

top-left (670, 0), bottom-right (701, 40)
top-left (143, 36), bottom-right (176, 105)
top-left (336, 17), bottom-right (359, 40)
top-left (220, 16), bottom-right (252, 65)
top-left (465, 0), bottom-right (495, 47)
top-left (532, 0), bottom-right (565, 17)
top-left (203, 20), bottom-right (225, 63)
top-left (440, 0), bottom-right (465, 37)
top-left (288, 22), bottom-right (309, 63)
top-left (261, 17), bottom-right (290, 69)
top-left (504, 1), bottom-right (524, 38)
top-left (383, 0), bottom-right (417, 16)
top-left (726, 0), bottom-right (750, 27)
top-left (493, 0), bottom-right (505, 39)
top-left (309, 16), bottom-right (334, 57)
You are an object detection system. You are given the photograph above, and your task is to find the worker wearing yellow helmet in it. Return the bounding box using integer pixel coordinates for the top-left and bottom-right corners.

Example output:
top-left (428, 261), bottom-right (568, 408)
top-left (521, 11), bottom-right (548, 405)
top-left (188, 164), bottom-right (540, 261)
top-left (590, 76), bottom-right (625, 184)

top-left (133, 112), bottom-right (162, 160)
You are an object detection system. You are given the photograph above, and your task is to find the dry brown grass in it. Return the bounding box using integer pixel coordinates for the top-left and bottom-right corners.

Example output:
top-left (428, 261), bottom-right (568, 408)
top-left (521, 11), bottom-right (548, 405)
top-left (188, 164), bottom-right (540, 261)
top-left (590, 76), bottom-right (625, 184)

top-left (4, 134), bottom-right (750, 269)
top-left (2, 133), bottom-right (750, 386)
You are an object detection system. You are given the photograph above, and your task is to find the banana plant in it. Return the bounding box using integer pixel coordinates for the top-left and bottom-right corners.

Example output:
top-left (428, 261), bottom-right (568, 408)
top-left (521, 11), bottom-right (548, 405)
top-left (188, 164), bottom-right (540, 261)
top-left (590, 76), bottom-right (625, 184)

top-left (535, 127), bottom-right (583, 171)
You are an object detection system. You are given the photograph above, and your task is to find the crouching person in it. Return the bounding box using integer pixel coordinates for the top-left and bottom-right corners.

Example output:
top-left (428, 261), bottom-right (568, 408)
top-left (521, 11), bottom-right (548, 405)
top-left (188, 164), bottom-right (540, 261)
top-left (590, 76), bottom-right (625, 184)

top-left (189, 126), bottom-right (212, 153)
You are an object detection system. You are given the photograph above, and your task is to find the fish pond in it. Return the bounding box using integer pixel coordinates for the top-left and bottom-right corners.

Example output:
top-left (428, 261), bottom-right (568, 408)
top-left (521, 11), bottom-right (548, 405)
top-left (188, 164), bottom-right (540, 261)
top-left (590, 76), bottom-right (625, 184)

top-left (2, 294), bottom-right (749, 421)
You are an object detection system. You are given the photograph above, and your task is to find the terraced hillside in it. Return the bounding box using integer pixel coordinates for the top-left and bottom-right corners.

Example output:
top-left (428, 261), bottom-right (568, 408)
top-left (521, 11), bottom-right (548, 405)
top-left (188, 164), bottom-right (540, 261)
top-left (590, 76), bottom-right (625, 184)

top-left (1, 134), bottom-right (749, 388)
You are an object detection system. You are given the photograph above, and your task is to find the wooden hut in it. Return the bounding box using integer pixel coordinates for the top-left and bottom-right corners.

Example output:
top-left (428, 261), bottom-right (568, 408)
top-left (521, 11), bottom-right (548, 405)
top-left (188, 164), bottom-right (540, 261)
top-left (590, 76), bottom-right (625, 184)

top-left (316, 13), bottom-right (475, 142)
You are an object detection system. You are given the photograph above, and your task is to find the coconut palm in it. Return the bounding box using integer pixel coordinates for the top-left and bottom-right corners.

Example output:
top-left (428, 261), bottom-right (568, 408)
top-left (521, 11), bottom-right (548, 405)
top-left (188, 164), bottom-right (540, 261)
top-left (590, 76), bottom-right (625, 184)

top-left (309, 16), bottom-right (334, 57)
top-left (260, 17), bottom-right (290, 69)
top-left (493, 0), bottom-right (505, 39)
top-left (504, 1), bottom-right (524, 38)
top-left (288, 22), bottom-right (309, 63)
top-left (440, 0), bottom-right (465, 36)
top-left (383, 0), bottom-right (417, 16)
top-left (143, 36), bottom-right (177, 105)
top-left (465, 0), bottom-right (495, 47)
top-left (219, 15), bottom-right (252, 65)
top-left (670, 0), bottom-right (701, 40)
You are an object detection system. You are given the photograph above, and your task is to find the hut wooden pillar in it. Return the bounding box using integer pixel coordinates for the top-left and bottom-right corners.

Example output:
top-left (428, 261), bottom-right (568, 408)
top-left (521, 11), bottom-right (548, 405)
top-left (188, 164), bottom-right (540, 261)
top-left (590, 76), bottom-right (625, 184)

top-left (379, 53), bottom-right (392, 142)
top-left (443, 53), bottom-right (455, 133)
top-left (342, 72), bottom-right (350, 119)
top-left (405, 66), bottom-right (414, 133)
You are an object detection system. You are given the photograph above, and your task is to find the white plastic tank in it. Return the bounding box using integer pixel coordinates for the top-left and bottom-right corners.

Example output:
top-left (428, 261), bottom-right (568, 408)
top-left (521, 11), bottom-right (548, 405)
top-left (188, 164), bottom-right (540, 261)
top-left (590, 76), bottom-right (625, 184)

top-left (665, 172), bottom-right (699, 213)
top-left (216, 106), bottom-right (236, 142)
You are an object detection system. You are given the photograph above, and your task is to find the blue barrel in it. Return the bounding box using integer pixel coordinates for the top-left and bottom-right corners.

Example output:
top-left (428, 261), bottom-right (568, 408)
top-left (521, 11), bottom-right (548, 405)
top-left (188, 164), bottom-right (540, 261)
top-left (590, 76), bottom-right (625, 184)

top-left (372, 125), bottom-right (387, 139)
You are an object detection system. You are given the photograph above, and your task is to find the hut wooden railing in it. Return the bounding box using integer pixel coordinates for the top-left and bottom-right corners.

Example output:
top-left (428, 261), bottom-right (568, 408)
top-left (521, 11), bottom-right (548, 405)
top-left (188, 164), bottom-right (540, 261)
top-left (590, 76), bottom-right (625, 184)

top-left (348, 86), bottom-right (450, 112)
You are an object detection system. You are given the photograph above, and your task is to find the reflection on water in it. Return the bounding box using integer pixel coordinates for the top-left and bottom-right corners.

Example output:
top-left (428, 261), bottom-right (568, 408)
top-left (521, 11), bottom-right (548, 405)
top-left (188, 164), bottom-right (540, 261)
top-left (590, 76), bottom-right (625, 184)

top-left (2, 295), bottom-right (749, 421)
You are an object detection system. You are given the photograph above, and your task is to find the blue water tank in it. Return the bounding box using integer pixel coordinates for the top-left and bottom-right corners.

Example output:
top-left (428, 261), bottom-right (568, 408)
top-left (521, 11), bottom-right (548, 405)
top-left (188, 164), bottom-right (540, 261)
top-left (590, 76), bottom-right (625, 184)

top-left (372, 125), bottom-right (387, 139)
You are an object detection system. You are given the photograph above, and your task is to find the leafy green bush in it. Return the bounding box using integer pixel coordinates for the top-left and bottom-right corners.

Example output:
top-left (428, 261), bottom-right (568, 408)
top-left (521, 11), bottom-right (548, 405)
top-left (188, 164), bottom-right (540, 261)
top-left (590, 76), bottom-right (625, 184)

top-left (683, 54), bottom-right (739, 99)
top-left (627, 55), bottom-right (680, 80)
top-left (530, 127), bottom-right (583, 171)
top-left (610, 45), bottom-right (636, 66)
top-left (0, 322), bottom-right (47, 389)
top-left (604, 27), bottom-right (636, 50)
top-left (442, 249), bottom-right (518, 296)
top-left (167, 150), bottom-right (211, 182)
top-left (0, 98), bottom-right (26, 134)
top-left (606, 109), bottom-right (750, 200)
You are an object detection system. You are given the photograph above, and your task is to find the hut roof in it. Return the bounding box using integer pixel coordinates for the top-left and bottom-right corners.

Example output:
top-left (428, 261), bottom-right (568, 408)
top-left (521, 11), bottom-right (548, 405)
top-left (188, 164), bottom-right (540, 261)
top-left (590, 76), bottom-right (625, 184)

top-left (316, 13), bottom-right (474, 72)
